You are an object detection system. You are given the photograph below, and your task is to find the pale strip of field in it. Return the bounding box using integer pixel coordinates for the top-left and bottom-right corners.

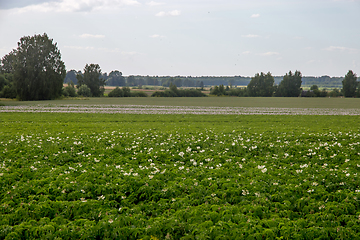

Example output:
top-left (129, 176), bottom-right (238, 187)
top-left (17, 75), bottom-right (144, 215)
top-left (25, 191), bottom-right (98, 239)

top-left (2, 97), bottom-right (360, 109)
top-left (2, 104), bottom-right (360, 115)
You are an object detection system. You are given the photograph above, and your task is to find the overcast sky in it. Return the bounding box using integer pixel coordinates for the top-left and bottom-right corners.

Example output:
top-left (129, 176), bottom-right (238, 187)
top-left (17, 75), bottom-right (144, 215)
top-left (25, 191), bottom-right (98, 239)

top-left (0, 0), bottom-right (359, 77)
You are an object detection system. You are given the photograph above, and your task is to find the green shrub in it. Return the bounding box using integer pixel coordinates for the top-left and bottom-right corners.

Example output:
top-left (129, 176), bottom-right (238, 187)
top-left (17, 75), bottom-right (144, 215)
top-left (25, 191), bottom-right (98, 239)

top-left (108, 87), bottom-right (124, 97)
top-left (77, 84), bottom-right (91, 97)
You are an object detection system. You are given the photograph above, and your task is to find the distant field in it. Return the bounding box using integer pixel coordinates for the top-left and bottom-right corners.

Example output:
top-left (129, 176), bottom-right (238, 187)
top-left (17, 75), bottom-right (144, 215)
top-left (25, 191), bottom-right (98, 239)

top-left (1, 97), bottom-right (360, 109)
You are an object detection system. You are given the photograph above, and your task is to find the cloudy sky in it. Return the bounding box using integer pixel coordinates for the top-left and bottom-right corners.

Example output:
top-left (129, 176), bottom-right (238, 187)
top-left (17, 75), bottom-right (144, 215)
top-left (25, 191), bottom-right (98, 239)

top-left (0, 0), bottom-right (359, 77)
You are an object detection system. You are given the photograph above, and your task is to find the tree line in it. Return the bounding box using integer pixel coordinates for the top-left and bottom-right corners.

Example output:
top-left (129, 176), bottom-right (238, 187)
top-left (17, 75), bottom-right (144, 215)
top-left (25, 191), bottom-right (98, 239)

top-left (64, 70), bottom-right (345, 90)
top-left (0, 33), bottom-right (359, 100)
top-left (209, 70), bottom-right (360, 98)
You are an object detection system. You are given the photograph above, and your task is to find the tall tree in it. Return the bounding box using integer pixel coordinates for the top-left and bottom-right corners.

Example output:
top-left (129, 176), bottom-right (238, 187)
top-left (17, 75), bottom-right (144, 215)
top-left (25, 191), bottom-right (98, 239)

top-left (276, 71), bottom-right (302, 97)
top-left (76, 64), bottom-right (105, 97)
top-left (247, 72), bottom-right (274, 97)
top-left (4, 33), bottom-right (66, 100)
top-left (106, 70), bottom-right (125, 86)
top-left (342, 70), bottom-right (358, 97)
top-left (0, 50), bottom-right (16, 74)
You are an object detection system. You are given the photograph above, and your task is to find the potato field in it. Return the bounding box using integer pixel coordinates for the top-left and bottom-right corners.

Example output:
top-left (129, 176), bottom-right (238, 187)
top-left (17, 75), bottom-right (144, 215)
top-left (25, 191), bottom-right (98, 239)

top-left (0, 112), bottom-right (359, 239)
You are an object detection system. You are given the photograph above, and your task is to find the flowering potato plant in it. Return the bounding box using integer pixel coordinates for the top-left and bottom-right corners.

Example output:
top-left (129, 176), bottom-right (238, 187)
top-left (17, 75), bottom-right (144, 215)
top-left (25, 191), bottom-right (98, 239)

top-left (0, 113), bottom-right (359, 239)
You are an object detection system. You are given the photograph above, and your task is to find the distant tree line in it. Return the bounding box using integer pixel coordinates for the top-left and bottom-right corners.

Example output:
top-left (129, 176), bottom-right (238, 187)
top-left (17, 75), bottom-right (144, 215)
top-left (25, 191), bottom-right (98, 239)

top-left (209, 70), bottom-right (360, 98)
top-left (64, 70), bottom-right (347, 90)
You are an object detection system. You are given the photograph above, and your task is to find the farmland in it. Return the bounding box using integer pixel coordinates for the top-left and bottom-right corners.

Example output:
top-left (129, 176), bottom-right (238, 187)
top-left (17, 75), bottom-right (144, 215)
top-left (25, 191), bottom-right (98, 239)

top-left (0, 110), bottom-right (360, 239)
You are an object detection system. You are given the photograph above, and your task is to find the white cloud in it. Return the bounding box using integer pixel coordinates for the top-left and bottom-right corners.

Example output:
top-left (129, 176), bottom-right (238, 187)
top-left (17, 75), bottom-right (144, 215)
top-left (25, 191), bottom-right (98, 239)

top-left (155, 10), bottom-right (180, 17)
top-left (11, 0), bottom-right (140, 13)
top-left (79, 34), bottom-right (105, 39)
top-left (251, 13), bottom-right (260, 18)
top-left (242, 34), bottom-right (259, 38)
top-left (324, 46), bottom-right (358, 53)
top-left (242, 51), bottom-right (251, 54)
top-left (259, 52), bottom-right (280, 56)
top-left (146, 1), bottom-right (164, 6)
top-left (150, 34), bottom-right (165, 38)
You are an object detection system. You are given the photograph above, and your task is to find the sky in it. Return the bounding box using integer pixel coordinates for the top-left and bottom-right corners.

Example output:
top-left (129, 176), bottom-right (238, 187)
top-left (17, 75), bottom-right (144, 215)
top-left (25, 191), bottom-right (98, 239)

top-left (0, 0), bottom-right (359, 77)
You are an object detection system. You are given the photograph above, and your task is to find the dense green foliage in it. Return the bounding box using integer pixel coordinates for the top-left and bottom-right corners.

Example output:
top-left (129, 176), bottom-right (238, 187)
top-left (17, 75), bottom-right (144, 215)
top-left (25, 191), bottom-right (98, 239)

top-left (108, 87), bottom-right (148, 97)
top-left (342, 70), bottom-right (358, 98)
top-left (106, 71), bottom-right (126, 87)
top-left (77, 84), bottom-right (91, 97)
top-left (275, 71), bottom-right (302, 97)
top-left (0, 113), bottom-right (359, 239)
top-left (0, 74), bottom-right (16, 99)
top-left (0, 33), bottom-right (66, 100)
top-left (62, 82), bottom-right (77, 97)
top-left (152, 84), bottom-right (206, 97)
top-left (247, 72), bottom-right (274, 97)
top-left (76, 64), bottom-right (105, 97)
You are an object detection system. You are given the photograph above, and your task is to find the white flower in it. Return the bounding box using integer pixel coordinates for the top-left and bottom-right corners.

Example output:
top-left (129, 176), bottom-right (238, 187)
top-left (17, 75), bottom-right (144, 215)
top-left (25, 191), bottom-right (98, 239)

top-left (121, 196), bottom-right (126, 199)
top-left (97, 195), bottom-right (105, 200)
top-left (108, 219), bottom-right (113, 224)
top-left (179, 152), bottom-right (184, 157)
top-left (186, 147), bottom-right (191, 153)
top-left (261, 168), bottom-right (267, 173)
top-left (296, 169), bottom-right (303, 173)
top-left (148, 175), bottom-right (154, 179)
top-left (211, 193), bottom-right (216, 197)
top-left (257, 165), bottom-right (265, 169)
top-left (242, 189), bottom-right (249, 195)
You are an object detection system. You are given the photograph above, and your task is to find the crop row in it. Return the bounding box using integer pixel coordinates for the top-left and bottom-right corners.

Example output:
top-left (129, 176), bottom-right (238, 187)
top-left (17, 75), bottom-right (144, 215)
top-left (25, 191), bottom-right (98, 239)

top-left (2, 104), bottom-right (360, 115)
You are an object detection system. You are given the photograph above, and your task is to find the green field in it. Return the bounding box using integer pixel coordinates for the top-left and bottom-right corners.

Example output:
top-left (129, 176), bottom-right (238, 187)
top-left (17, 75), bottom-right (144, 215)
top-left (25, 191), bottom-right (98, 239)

top-left (2, 97), bottom-right (360, 109)
top-left (0, 113), bottom-right (359, 239)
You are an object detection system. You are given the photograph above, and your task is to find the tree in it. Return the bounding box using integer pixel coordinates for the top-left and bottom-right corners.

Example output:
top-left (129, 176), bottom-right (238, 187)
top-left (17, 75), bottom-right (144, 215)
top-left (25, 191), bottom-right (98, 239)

top-left (106, 70), bottom-right (125, 86)
top-left (276, 71), bottom-right (302, 97)
top-left (64, 70), bottom-right (80, 85)
top-left (0, 50), bottom-right (16, 74)
top-left (247, 72), bottom-right (274, 97)
top-left (77, 84), bottom-right (91, 97)
top-left (342, 70), bottom-right (358, 97)
top-left (2, 33), bottom-right (66, 100)
top-left (108, 87), bottom-right (124, 97)
top-left (127, 75), bottom-right (137, 86)
top-left (76, 64), bottom-right (105, 97)
top-left (62, 81), bottom-right (77, 97)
